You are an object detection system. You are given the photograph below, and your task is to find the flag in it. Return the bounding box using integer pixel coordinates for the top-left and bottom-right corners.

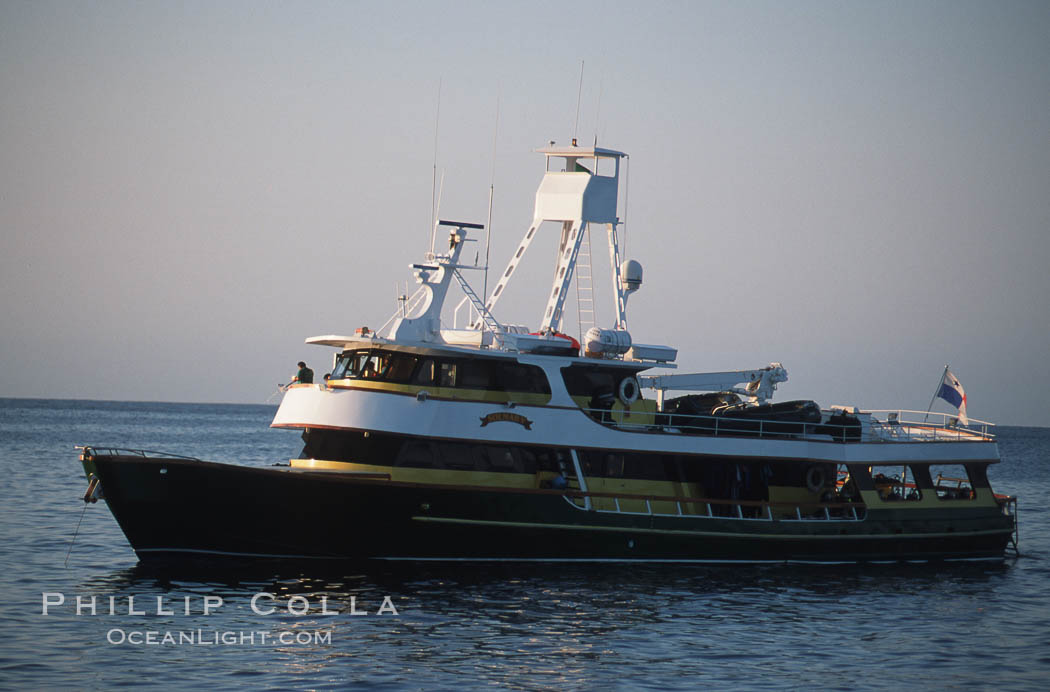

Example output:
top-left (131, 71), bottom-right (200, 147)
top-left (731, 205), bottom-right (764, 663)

top-left (937, 368), bottom-right (968, 426)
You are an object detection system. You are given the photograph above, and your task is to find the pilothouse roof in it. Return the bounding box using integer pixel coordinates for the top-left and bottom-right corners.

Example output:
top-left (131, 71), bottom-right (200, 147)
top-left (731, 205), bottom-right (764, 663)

top-left (536, 144), bottom-right (627, 159)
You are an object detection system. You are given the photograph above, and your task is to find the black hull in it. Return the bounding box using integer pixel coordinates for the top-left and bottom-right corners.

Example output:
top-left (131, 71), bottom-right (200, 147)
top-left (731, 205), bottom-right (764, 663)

top-left (88, 455), bottom-right (1014, 564)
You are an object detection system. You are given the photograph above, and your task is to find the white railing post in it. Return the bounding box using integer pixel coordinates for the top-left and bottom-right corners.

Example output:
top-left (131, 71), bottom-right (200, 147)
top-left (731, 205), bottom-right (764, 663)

top-left (569, 449), bottom-right (591, 511)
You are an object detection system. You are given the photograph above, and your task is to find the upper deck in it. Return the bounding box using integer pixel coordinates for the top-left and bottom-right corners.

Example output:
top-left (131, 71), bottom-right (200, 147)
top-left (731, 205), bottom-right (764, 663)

top-left (289, 142), bottom-right (984, 449)
top-left (287, 340), bottom-right (994, 448)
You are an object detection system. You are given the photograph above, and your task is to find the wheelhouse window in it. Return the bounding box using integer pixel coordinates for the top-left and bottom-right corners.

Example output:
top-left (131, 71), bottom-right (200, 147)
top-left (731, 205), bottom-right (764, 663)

top-left (867, 465), bottom-right (923, 501)
top-left (561, 365), bottom-right (638, 399)
top-left (413, 359), bottom-right (436, 385)
top-left (385, 354), bottom-right (418, 382)
top-left (486, 360), bottom-right (551, 394)
top-left (439, 362), bottom-right (457, 387)
top-left (929, 464), bottom-right (977, 500)
top-left (331, 349), bottom-right (419, 384)
top-left (332, 349), bottom-right (550, 395)
top-left (330, 353), bottom-right (353, 379)
top-left (459, 360), bottom-right (492, 388)
top-left (854, 464), bottom-right (980, 502)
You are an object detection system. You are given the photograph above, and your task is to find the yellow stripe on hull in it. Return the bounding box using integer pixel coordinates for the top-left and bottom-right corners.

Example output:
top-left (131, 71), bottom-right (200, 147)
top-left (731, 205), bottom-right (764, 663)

top-left (291, 458), bottom-right (543, 489)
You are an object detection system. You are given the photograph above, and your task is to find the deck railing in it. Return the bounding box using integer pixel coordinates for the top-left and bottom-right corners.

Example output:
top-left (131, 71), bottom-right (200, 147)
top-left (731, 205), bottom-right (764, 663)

top-left (579, 406), bottom-right (995, 443)
top-left (78, 446), bottom-right (203, 461)
top-left (866, 410), bottom-right (995, 440)
top-left (561, 487), bottom-right (866, 522)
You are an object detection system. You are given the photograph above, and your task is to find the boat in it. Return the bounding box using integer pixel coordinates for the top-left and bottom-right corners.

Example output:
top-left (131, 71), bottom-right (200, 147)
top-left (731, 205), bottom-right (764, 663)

top-left (80, 141), bottom-right (1018, 564)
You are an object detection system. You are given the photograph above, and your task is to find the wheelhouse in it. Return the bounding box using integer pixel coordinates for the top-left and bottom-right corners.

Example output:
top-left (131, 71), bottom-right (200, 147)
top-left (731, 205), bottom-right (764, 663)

top-left (326, 347), bottom-right (553, 404)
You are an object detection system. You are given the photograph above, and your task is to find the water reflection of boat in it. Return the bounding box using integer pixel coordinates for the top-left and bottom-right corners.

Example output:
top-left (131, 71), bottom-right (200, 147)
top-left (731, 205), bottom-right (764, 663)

top-left (81, 141), bottom-right (1017, 564)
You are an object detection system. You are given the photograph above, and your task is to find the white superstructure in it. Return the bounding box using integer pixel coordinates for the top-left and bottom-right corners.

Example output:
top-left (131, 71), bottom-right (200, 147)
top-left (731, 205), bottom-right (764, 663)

top-left (273, 141), bottom-right (995, 467)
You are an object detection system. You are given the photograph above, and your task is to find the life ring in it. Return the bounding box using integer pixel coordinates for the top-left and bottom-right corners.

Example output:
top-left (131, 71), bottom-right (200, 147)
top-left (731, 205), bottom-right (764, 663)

top-left (618, 376), bottom-right (640, 405)
top-left (805, 465), bottom-right (827, 494)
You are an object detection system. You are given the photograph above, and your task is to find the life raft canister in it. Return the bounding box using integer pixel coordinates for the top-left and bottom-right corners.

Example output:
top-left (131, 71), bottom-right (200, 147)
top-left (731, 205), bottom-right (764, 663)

top-left (528, 331), bottom-right (581, 353)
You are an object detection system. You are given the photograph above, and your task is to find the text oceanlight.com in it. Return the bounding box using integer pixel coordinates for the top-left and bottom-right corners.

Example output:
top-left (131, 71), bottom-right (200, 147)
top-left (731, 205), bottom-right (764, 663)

top-left (106, 629), bottom-right (332, 646)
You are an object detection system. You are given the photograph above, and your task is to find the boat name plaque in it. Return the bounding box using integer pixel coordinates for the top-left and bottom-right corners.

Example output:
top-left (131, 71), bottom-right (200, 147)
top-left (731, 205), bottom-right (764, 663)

top-left (479, 412), bottom-right (533, 430)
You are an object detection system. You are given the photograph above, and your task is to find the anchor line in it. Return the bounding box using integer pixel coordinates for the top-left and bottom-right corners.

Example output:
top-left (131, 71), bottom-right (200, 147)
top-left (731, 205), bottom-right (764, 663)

top-left (65, 500), bottom-right (90, 568)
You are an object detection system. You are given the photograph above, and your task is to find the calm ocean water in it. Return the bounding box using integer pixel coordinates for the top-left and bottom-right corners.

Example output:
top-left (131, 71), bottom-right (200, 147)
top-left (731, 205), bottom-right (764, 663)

top-left (1, 397), bottom-right (1048, 690)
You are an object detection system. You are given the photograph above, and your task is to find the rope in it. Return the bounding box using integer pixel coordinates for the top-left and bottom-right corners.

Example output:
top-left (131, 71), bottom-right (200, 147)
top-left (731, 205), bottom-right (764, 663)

top-left (65, 500), bottom-right (89, 568)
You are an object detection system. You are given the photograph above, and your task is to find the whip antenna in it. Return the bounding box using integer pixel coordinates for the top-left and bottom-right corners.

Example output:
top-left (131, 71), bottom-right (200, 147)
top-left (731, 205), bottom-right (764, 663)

top-left (594, 73), bottom-right (604, 144)
top-left (483, 92), bottom-right (500, 325)
top-left (573, 61), bottom-right (584, 143)
top-left (429, 78), bottom-right (442, 251)
top-left (431, 170), bottom-right (445, 255)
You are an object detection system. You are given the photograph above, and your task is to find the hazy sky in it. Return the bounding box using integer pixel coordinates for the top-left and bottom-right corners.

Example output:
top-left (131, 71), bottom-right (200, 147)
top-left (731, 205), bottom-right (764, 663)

top-left (2, 0), bottom-right (1048, 426)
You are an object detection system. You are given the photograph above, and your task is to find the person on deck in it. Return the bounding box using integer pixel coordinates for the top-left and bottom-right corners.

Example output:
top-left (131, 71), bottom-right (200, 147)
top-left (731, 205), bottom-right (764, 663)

top-left (291, 361), bottom-right (314, 384)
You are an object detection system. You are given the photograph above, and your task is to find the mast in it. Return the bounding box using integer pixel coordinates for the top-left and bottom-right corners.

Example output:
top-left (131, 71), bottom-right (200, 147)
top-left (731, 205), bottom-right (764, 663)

top-left (480, 143), bottom-right (627, 334)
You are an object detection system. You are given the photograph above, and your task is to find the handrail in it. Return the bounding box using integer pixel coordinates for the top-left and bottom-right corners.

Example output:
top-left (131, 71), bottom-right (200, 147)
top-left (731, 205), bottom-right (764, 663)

top-left (561, 487), bottom-right (865, 522)
top-left (935, 474), bottom-right (970, 487)
top-left (866, 409), bottom-right (994, 427)
top-left (562, 487), bottom-right (860, 509)
top-left (867, 409), bottom-right (995, 431)
top-left (452, 295), bottom-right (481, 329)
top-left (376, 285), bottom-right (429, 337)
top-left (78, 445), bottom-right (203, 461)
top-left (577, 405), bottom-right (996, 443)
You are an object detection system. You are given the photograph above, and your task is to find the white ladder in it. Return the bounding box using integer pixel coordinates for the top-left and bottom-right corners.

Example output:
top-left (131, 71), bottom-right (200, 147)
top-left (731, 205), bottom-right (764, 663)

top-left (453, 268), bottom-right (504, 344)
top-left (575, 226), bottom-right (596, 343)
